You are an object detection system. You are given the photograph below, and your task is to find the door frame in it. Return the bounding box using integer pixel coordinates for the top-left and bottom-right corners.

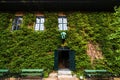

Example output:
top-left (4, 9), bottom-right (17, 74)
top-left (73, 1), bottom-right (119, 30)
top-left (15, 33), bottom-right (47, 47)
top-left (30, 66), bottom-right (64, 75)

top-left (54, 47), bottom-right (75, 70)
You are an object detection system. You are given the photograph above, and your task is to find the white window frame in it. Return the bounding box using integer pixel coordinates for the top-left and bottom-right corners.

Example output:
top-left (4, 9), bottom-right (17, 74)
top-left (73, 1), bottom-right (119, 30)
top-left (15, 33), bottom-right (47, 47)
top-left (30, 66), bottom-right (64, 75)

top-left (58, 16), bottom-right (67, 30)
top-left (35, 16), bottom-right (45, 31)
top-left (12, 16), bottom-right (23, 30)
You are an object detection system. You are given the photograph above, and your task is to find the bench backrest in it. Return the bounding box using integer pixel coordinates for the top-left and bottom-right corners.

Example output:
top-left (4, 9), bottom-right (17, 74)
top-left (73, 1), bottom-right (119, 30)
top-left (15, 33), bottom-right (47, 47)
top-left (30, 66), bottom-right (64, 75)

top-left (84, 69), bottom-right (112, 78)
top-left (21, 69), bottom-right (44, 77)
top-left (0, 69), bottom-right (9, 77)
top-left (0, 69), bottom-right (8, 73)
top-left (21, 69), bottom-right (43, 73)
top-left (84, 70), bottom-right (107, 73)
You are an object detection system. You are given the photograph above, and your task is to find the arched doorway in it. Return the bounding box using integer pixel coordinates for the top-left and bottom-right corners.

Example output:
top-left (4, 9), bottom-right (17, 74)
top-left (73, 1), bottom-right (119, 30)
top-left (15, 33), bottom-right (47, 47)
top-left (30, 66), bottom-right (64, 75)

top-left (54, 46), bottom-right (75, 70)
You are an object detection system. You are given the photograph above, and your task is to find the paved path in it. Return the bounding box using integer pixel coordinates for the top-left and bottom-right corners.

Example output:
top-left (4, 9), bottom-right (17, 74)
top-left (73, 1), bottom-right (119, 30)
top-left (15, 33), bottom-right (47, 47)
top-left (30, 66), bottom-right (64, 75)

top-left (43, 77), bottom-right (79, 80)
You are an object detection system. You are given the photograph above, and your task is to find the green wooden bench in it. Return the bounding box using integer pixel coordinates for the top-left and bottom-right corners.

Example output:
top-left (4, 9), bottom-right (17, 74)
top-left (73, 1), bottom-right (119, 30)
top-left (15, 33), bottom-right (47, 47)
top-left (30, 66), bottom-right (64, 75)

top-left (84, 69), bottom-right (112, 79)
top-left (0, 69), bottom-right (9, 79)
top-left (20, 69), bottom-right (44, 79)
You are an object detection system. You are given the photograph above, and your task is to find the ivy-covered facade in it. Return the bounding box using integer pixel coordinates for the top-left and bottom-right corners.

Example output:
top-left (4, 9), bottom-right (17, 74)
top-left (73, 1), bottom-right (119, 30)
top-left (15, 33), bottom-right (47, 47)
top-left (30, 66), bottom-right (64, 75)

top-left (0, 1), bottom-right (120, 77)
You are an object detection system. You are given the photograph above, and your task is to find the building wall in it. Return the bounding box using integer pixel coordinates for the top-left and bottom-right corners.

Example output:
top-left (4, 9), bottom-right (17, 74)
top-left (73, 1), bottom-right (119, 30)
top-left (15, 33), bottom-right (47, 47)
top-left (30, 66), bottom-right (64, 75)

top-left (0, 11), bottom-right (120, 77)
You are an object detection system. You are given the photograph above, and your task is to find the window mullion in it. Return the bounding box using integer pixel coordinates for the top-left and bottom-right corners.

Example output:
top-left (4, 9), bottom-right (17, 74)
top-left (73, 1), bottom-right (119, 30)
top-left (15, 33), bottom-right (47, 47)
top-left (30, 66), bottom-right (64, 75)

top-left (62, 18), bottom-right (64, 30)
top-left (63, 23), bottom-right (65, 30)
top-left (39, 17), bottom-right (41, 30)
top-left (16, 18), bottom-right (19, 29)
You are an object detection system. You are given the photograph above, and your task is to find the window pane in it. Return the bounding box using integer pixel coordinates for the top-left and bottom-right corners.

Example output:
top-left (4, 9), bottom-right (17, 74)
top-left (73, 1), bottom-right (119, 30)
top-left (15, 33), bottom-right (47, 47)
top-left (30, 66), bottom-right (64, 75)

top-left (63, 24), bottom-right (67, 30)
top-left (58, 18), bottom-right (62, 23)
top-left (58, 24), bottom-right (62, 30)
top-left (41, 18), bottom-right (45, 23)
top-left (35, 24), bottom-right (40, 30)
top-left (19, 17), bottom-right (23, 21)
top-left (13, 19), bottom-right (16, 24)
top-left (40, 24), bottom-right (44, 30)
top-left (12, 25), bottom-right (19, 30)
top-left (17, 17), bottom-right (23, 24)
top-left (63, 18), bottom-right (67, 23)
top-left (12, 17), bottom-right (22, 30)
top-left (36, 18), bottom-right (40, 23)
top-left (35, 16), bottom-right (45, 31)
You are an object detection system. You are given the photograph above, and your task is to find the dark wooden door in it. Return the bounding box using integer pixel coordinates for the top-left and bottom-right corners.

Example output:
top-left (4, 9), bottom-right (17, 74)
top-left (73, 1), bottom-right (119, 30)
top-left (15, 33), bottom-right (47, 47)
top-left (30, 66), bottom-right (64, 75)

top-left (69, 50), bottom-right (75, 70)
top-left (54, 50), bottom-right (75, 70)
top-left (54, 50), bottom-right (58, 70)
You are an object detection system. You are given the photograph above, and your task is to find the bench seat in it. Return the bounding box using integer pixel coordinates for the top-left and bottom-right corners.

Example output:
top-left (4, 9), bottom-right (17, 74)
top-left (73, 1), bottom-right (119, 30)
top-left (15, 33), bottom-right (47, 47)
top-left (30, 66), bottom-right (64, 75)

top-left (21, 73), bottom-right (43, 76)
top-left (0, 69), bottom-right (9, 76)
top-left (84, 69), bottom-right (112, 78)
top-left (20, 69), bottom-right (44, 77)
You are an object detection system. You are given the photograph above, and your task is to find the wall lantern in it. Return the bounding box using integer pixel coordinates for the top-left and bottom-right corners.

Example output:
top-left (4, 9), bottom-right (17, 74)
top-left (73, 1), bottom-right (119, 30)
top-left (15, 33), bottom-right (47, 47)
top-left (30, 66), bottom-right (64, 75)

top-left (60, 32), bottom-right (66, 44)
top-left (61, 32), bottom-right (66, 39)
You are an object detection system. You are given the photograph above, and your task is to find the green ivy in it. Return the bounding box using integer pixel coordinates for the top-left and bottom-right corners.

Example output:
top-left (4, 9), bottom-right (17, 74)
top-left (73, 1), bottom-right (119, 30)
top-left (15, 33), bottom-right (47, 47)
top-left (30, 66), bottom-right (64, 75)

top-left (0, 7), bottom-right (120, 77)
top-left (22, 13), bottom-right (36, 28)
top-left (0, 12), bottom-right (13, 30)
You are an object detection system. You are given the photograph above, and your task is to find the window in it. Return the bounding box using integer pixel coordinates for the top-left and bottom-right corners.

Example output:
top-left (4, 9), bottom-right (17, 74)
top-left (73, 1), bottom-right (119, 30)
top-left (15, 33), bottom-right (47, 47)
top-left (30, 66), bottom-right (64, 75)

top-left (12, 16), bottom-right (23, 30)
top-left (35, 16), bottom-right (45, 31)
top-left (58, 16), bottom-right (67, 30)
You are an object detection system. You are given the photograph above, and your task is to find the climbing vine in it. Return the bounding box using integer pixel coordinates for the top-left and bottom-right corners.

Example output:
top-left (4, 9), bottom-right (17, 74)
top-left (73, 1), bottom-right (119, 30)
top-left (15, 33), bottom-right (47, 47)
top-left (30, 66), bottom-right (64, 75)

top-left (0, 12), bottom-right (13, 30)
top-left (0, 7), bottom-right (120, 77)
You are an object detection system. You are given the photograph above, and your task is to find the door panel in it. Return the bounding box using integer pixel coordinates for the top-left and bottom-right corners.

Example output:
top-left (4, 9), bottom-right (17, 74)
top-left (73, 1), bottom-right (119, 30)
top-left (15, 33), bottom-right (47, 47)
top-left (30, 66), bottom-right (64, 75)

top-left (54, 50), bottom-right (75, 70)
top-left (54, 50), bottom-right (58, 70)
top-left (69, 50), bottom-right (75, 70)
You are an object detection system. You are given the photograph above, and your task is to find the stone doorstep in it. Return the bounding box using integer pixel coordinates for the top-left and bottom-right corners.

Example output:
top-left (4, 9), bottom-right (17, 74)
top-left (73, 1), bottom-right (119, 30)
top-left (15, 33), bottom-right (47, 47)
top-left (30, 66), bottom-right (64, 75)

top-left (58, 73), bottom-right (72, 75)
top-left (58, 75), bottom-right (73, 78)
top-left (43, 77), bottom-right (79, 80)
top-left (58, 70), bottom-right (72, 75)
top-left (58, 77), bottom-right (79, 80)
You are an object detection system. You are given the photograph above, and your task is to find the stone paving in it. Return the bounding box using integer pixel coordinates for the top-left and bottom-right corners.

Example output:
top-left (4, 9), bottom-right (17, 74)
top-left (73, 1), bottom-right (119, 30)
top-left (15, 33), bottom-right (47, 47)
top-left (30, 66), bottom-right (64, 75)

top-left (43, 69), bottom-right (79, 80)
top-left (43, 77), bottom-right (79, 80)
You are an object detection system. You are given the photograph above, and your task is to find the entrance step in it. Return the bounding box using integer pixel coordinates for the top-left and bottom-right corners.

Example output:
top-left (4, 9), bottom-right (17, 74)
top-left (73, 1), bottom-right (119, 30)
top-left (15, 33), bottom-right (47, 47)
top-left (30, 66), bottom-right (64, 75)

top-left (58, 69), bottom-right (78, 80)
top-left (43, 69), bottom-right (79, 80)
top-left (58, 69), bottom-right (72, 75)
top-left (43, 77), bottom-right (79, 80)
top-left (58, 77), bottom-right (79, 80)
